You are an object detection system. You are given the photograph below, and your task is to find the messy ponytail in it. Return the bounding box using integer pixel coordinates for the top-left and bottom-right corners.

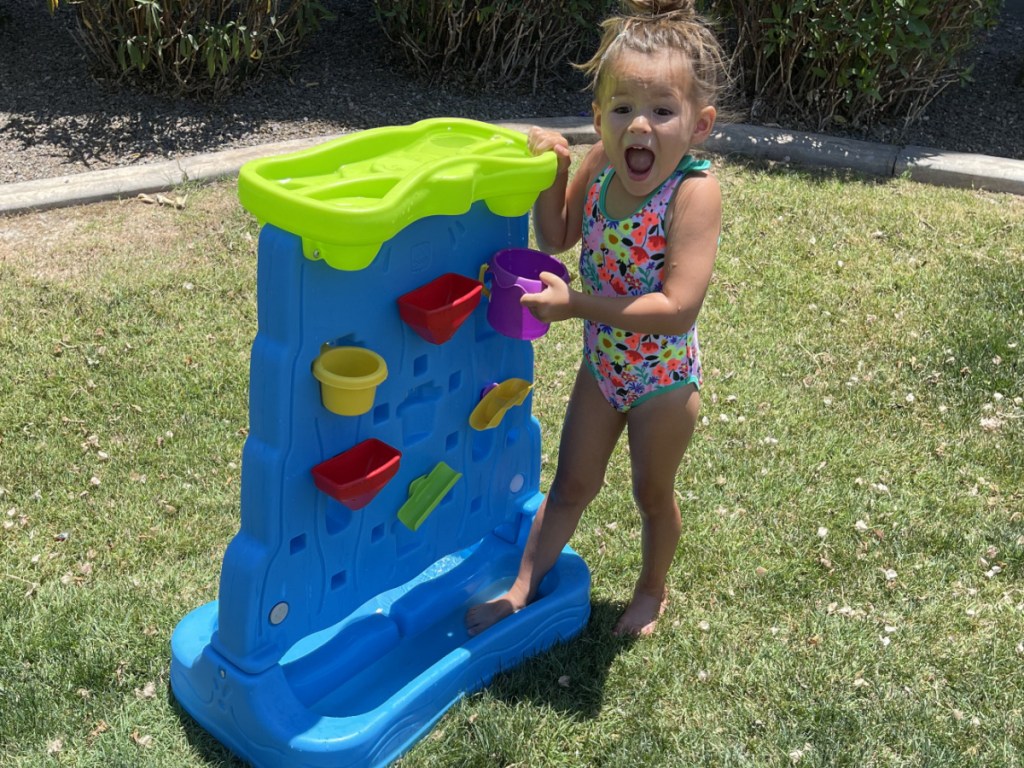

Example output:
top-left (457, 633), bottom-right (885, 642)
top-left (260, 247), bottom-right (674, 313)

top-left (621, 0), bottom-right (698, 21)
top-left (578, 0), bottom-right (728, 107)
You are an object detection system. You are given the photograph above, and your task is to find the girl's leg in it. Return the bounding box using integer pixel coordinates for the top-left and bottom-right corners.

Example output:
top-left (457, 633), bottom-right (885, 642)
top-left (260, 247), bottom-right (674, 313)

top-left (466, 364), bottom-right (626, 636)
top-left (615, 383), bottom-right (700, 636)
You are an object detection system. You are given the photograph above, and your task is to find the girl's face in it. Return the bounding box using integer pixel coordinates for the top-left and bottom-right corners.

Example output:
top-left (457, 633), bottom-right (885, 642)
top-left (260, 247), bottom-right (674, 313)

top-left (593, 48), bottom-right (716, 201)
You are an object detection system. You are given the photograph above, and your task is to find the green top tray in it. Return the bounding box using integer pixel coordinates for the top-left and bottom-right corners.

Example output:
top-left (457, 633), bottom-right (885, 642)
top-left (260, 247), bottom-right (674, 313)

top-left (237, 118), bottom-right (558, 271)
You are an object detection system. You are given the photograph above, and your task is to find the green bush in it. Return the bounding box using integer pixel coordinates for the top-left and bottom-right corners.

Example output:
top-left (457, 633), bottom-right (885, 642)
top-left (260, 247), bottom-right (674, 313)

top-left (46, 0), bottom-right (332, 100)
top-left (701, 0), bottom-right (1001, 131)
top-left (372, 0), bottom-right (615, 90)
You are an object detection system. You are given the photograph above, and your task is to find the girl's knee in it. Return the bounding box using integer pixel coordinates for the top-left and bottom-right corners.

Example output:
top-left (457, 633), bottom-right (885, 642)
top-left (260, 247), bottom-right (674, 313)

top-left (550, 471), bottom-right (603, 510)
top-left (631, 483), bottom-right (679, 519)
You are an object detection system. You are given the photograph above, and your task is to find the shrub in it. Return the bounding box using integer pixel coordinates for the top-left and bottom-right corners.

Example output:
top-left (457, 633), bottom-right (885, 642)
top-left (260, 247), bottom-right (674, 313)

top-left (45, 0), bottom-right (332, 100)
top-left (701, 0), bottom-right (1002, 131)
top-left (372, 0), bottom-right (615, 91)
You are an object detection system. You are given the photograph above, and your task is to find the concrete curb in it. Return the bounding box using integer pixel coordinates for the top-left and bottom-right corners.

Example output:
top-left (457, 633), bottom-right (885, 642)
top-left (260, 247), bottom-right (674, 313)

top-left (2, 118), bottom-right (1022, 216)
top-left (705, 122), bottom-right (901, 177)
top-left (897, 146), bottom-right (1024, 196)
top-left (500, 119), bottom-right (1024, 197)
top-left (0, 135), bottom-right (342, 216)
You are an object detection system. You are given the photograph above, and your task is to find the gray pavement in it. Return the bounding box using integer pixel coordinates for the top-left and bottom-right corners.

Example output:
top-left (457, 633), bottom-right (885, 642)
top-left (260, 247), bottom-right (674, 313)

top-left (1, 118), bottom-right (1023, 217)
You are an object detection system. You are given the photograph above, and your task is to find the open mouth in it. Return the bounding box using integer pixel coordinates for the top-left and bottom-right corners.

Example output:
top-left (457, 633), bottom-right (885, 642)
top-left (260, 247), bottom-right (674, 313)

top-left (625, 146), bottom-right (655, 179)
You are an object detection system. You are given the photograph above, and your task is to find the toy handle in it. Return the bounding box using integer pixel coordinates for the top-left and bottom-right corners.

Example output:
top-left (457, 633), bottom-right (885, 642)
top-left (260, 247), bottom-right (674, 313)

top-left (477, 264), bottom-right (491, 298)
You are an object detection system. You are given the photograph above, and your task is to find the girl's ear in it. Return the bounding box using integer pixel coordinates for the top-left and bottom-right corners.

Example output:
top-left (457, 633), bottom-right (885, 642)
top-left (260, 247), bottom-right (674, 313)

top-left (592, 102), bottom-right (602, 134)
top-left (692, 105), bottom-right (717, 143)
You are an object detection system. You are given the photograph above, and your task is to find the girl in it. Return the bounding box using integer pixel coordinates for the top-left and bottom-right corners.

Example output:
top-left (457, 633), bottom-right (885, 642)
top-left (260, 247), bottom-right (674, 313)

top-left (467, 0), bottom-right (728, 637)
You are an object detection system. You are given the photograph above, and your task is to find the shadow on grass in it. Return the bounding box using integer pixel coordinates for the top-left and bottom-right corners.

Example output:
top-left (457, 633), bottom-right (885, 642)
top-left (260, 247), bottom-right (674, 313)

top-left (170, 692), bottom-right (249, 767)
top-left (482, 598), bottom-right (636, 719)
top-left (918, 255), bottom-right (1024, 411)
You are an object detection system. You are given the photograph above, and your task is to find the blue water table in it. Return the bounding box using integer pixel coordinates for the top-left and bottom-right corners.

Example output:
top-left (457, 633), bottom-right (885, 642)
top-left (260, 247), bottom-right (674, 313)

top-left (170, 118), bottom-right (592, 767)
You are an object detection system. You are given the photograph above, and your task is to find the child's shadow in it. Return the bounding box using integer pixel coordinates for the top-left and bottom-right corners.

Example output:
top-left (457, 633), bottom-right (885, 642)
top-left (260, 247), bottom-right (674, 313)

top-left (480, 598), bottom-right (636, 718)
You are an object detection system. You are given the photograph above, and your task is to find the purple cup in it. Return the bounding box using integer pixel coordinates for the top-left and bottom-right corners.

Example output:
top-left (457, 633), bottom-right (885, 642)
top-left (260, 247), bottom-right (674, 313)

top-left (478, 248), bottom-right (571, 340)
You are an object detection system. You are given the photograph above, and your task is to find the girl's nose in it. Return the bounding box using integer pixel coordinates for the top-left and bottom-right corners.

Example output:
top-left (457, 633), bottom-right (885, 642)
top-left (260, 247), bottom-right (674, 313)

top-left (628, 113), bottom-right (651, 133)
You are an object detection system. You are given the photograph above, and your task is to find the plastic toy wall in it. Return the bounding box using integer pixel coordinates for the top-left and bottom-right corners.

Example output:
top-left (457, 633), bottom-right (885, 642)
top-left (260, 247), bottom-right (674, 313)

top-left (213, 204), bottom-right (541, 672)
top-left (171, 120), bottom-right (591, 768)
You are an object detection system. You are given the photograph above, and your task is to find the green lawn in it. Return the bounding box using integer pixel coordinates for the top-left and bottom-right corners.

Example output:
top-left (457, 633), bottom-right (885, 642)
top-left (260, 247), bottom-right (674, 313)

top-left (1, 154), bottom-right (1021, 767)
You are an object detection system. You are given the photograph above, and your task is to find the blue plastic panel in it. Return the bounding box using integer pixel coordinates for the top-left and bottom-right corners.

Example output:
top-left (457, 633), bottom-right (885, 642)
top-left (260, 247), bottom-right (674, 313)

top-left (172, 528), bottom-right (590, 768)
top-left (171, 198), bottom-right (591, 767)
top-left (209, 203), bottom-right (544, 671)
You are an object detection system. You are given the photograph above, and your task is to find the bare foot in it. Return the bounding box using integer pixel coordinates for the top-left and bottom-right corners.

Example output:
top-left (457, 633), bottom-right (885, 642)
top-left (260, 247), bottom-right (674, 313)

top-left (465, 590), bottom-right (527, 637)
top-left (612, 589), bottom-right (668, 637)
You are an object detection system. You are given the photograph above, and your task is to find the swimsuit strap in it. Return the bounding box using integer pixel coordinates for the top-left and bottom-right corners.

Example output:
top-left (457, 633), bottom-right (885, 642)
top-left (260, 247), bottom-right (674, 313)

top-left (647, 154), bottom-right (711, 214)
top-left (595, 154), bottom-right (711, 221)
top-left (676, 154), bottom-right (712, 174)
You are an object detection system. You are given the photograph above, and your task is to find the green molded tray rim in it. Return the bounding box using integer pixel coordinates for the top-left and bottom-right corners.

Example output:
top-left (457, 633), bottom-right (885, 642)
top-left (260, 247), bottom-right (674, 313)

top-left (238, 118), bottom-right (557, 271)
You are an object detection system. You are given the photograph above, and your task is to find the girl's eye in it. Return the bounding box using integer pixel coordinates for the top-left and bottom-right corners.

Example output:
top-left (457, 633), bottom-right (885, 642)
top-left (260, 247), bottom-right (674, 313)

top-left (612, 105), bottom-right (632, 115)
top-left (654, 107), bottom-right (675, 117)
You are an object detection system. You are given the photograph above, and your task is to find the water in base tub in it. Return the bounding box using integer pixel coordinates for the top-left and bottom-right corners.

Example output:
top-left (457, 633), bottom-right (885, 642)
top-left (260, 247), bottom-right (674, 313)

top-left (310, 575), bottom-right (516, 717)
top-left (285, 572), bottom-right (517, 718)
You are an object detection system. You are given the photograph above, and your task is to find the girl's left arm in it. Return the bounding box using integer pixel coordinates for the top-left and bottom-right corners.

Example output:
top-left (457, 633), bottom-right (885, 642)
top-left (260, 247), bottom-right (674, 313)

top-left (523, 172), bottom-right (722, 336)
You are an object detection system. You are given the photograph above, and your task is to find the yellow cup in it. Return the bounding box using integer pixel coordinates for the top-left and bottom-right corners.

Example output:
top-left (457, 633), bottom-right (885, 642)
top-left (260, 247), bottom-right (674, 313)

top-left (313, 347), bottom-right (388, 416)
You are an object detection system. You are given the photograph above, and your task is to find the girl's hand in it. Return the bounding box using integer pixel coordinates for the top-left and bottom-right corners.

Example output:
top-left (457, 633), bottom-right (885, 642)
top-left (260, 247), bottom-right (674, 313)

top-left (527, 126), bottom-right (571, 175)
top-left (520, 271), bottom-right (574, 323)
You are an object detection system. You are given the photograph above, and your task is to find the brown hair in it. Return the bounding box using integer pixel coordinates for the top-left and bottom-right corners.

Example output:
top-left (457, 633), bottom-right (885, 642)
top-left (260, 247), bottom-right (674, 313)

top-left (577, 0), bottom-right (728, 107)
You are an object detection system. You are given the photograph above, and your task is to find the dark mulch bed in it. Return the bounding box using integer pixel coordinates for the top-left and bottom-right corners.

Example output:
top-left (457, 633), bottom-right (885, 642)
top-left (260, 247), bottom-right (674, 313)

top-left (1, 0), bottom-right (1021, 185)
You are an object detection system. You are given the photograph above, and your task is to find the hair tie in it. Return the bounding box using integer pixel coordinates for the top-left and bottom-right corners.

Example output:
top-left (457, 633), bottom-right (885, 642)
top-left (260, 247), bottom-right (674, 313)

top-left (626, 0), bottom-right (697, 21)
top-left (655, 8), bottom-right (697, 22)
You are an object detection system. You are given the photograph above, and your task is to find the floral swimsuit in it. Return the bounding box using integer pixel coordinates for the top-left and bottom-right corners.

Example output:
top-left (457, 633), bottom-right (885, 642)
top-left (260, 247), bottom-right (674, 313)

top-left (579, 155), bottom-right (711, 412)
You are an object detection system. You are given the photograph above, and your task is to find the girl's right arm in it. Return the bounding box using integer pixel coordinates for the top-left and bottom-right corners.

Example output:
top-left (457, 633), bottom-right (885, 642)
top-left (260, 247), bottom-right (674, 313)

top-left (527, 128), bottom-right (607, 255)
